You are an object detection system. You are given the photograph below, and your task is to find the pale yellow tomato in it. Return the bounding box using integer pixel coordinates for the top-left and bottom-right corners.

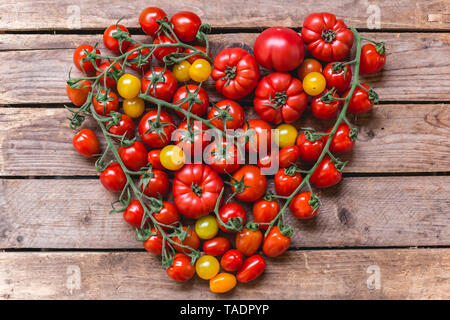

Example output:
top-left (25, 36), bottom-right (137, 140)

top-left (172, 60), bottom-right (191, 82)
top-left (196, 255), bottom-right (220, 280)
top-left (275, 124), bottom-right (298, 148)
top-left (189, 59), bottom-right (211, 82)
top-left (117, 74), bottom-right (141, 99)
top-left (195, 215), bottom-right (219, 240)
top-left (123, 97), bottom-right (145, 118)
top-left (160, 145), bottom-right (185, 171)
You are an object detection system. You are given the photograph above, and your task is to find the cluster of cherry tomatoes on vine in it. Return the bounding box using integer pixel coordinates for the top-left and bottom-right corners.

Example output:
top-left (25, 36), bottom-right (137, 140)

top-left (67, 8), bottom-right (386, 294)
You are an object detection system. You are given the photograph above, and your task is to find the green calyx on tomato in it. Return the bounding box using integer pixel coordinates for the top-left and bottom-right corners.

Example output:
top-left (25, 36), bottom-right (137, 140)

top-left (265, 91), bottom-right (288, 109)
top-left (321, 29), bottom-right (336, 43)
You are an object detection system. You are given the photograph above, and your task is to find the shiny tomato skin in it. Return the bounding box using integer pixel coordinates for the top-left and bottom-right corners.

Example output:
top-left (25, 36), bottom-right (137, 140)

top-left (231, 165), bottom-right (267, 202)
top-left (119, 141), bottom-right (148, 172)
top-left (274, 168), bottom-right (302, 197)
top-left (173, 120), bottom-right (208, 158)
top-left (210, 272), bottom-right (237, 293)
top-left (143, 227), bottom-right (165, 255)
top-left (139, 7), bottom-right (167, 37)
top-left (297, 58), bottom-right (323, 80)
top-left (208, 99), bottom-right (245, 130)
top-left (126, 44), bottom-right (151, 71)
top-left (217, 202), bottom-right (247, 233)
top-left (172, 84), bottom-right (209, 118)
top-left (73, 129), bottom-right (100, 158)
top-left (311, 89), bottom-right (341, 120)
top-left (254, 27), bottom-right (304, 71)
top-left (73, 44), bottom-right (101, 73)
top-left (323, 62), bottom-right (352, 93)
top-left (289, 191), bottom-right (319, 219)
top-left (139, 169), bottom-right (169, 198)
top-left (242, 120), bottom-right (272, 154)
top-left (153, 201), bottom-right (179, 229)
top-left (184, 46), bottom-right (210, 64)
top-left (328, 123), bottom-right (355, 153)
top-left (172, 226), bottom-right (200, 253)
top-left (236, 254), bottom-right (266, 283)
top-left (103, 24), bottom-right (130, 53)
top-left (93, 90), bottom-right (119, 116)
top-left (279, 145), bottom-right (301, 168)
top-left (141, 67), bottom-right (178, 102)
top-left (221, 249), bottom-right (244, 272)
top-left (360, 43), bottom-right (386, 75)
top-left (235, 228), bottom-right (263, 256)
top-left (107, 114), bottom-right (135, 140)
top-left (262, 226), bottom-right (291, 257)
top-left (67, 80), bottom-right (91, 106)
top-left (203, 237), bottom-right (231, 256)
top-left (153, 35), bottom-right (180, 62)
top-left (310, 156), bottom-right (342, 188)
top-left (296, 132), bottom-right (324, 162)
top-left (343, 84), bottom-right (375, 114)
top-left (170, 11), bottom-right (202, 42)
top-left (253, 199), bottom-right (279, 230)
top-left (167, 253), bottom-right (195, 282)
top-left (147, 149), bottom-right (164, 170)
top-left (100, 163), bottom-right (127, 193)
top-left (204, 139), bottom-right (242, 175)
top-left (96, 61), bottom-right (122, 88)
top-left (123, 200), bottom-right (145, 228)
top-left (139, 110), bottom-right (175, 148)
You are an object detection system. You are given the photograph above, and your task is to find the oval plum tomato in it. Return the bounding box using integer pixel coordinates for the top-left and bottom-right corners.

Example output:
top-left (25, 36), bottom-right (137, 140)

top-left (297, 58), bottom-right (323, 80)
top-left (139, 7), bottom-right (167, 37)
top-left (236, 254), bottom-right (266, 283)
top-left (195, 215), bottom-right (219, 240)
top-left (360, 43), bottom-right (386, 75)
top-left (139, 169), bottom-right (169, 198)
top-left (311, 89), bottom-right (341, 120)
top-left (262, 226), bottom-right (291, 257)
top-left (167, 253), bottom-right (195, 282)
top-left (328, 123), bottom-right (356, 153)
top-left (310, 156), bottom-right (342, 188)
top-left (73, 128), bottom-right (100, 157)
top-left (204, 139), bottom-right (242, 174)
top-left (103, 24), bottom-right (130, 53)
top-left (211, 48), bottom-right (260, 100)
top-left (210, 273), bottom-right (237, 293)
top-left (235, 227), bottom-right (263, 256)
top-left (172, 60), bottom-right (191, 82)
top-left (100, 163), bottom-right (127, 193)
top-left (148, 149), bottom-right (164, 170)
top-left (96, 61), bottom-right (122, 88)
top-left (153, 201), bottom-right (179, 229)
top-left (122, 97), bottom-right (145, 119)
top-left (189, 59), bottom-right (211, 82)
top-left (296, 132), bottom-right (324, 162)
top-left (172, 85), bottom-right (209, 118)
top-left (172, 164), bottom-right (224, 219)
top-left (275, 123), bottom-right (298, 148)
top-left (153, 35), bottom-right (180, 62)
top-left (221, 249), bottom-right (244, 272)
top-left (67, 80), bottom-right (91, 106)
top-left (184, 46), bottom-right (211, 64)
top-left (242, 120), bottom-right (272, 154)
top-left (231, 165), bottom-right (267, 202)
top-left (143, 227), bottom-right (165, 255)
top-left (141, 67), bottom-right (178, 102)
top-left (170, 11), bottom-right (202, 42)
top-left (302, 72), bottom-right (326, 96)
top-left (274, 167), bottom-right (302, 197)
top-left (323, 62), bottom-right (352, 93)
top-left (253, 199), bottom-right (279, 230)
top-left (119, 141), bottom-right (148, 172)
top-left (254, 72), bottom-right (308, 124)
top-left (289, 191), bottom-right (319, 219)
top-left (107, 114), bottom-right (135, 140)
top-left (123, 200), bottom-right (145, 228)
top-left (217, 202), bottom-right (246, 233)
top-left (172, 226), bottom-right (200, 253)
top-left (117, 74), bottom-right (141, 99)
top-left (138, 110), bottom-right (176, 148)
top-left (208, 99), bottom-right (245, 131)
top-left (73, 44), bottom-right (101, 73)
top-left (173, 120), bottom-right (208, 158)
top-left (301, 12), bottom-right (354, 62)
top-left (126, 44), bottom-right (151, 72)
top-left (343, 84), bottom-right (378, 114)
top-left (203, 237), bottom-right (231, 256)
top-left (196, 255), bottom-right (220, 280)
top-left (93, 90), bottom-right (119, 116)
top-left (279, 145), bottom-right (300, 168)
top-left (160, 145), bottom-right (185, 171)
top-left (254, 27), bottom-right (304, 71)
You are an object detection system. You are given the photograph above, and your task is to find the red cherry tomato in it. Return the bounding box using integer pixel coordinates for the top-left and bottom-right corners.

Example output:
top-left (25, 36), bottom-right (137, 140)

top-left (103, 24), bottom-right (130, 53)
top-left (100, 163), bottom-right (127, 193)
top-left (203, 237), bottom-right (231, 256)
top-left (167, 253), bottom-right (195, 282)
top-left (67, 80), bottom-right (91, 106)
top-left (221, 249), bottom-right (244, 272)
top-left (73, 128), bottom-right (100, 158)
top-left (310, 156), bottom-right (342, 188)
top-left (279, 145), bottom-right (301, 168)
top-left (257, 153), bottom-right (273, 169)
top-left (253, 199), bottom-right (279, 230)
top-left (231, 165), bottom-right (267, 202)
top-left (360, 43), bottom-right (386, 75)
top-left (208, 99), bottom-right (245, 130)
top-left (327, 123), bottom-right (356, 153)
top-left (141, 67), bottom-right (178, 102)
top-left (143, 227), bottom-right (165, 255)
top-left (147, 149), bottom-right (164, 170)
top-left (172, 84), bottom-right (209, 118)
top-left (107, 114), bottom-right (135, 140)
top-left (236, 254), bottom-right (266, 283)
top-left (296, 132), bottom-right (324, 162)
top-left (235, 228), bottom-right (263, 256)
top-left (96, 61), bottom-right (122, 88)
top-left (153, 35), bottom-right (180, 62)
top-left (139, 169), bottom-right (169, 198)
top-left (343, 84), bottom-right (377, 114)
top-left (93, 90), bottom-right (119, 116)
top-left (172, 226), bottom-right (200, 253)
top-left (138, 110), bottom-right (176, 148)
top-left (274, 167), bottom-right (302, 197)
top-left (126, 44), bottom-right (151, 72)
top-left (217, 202), bottom-right (247, 233)
top-left (173, 120), bottom-right (208, 158)
top-left (204, 139), bottom-right (242, 175)
top-left (170, 11), bottom-right (202, 42)
top-left (323, 62), bottom-right (352, 94)
top-left (184, 46), bottom-right (211, 64)
top-left (242, 120), bottom-right (272, 154)
top-left (311, 89), bottom-right (341, 120)
top-left (139, 7), bottom-right (167, 37)
top-left (262, 226), bottom-right (291, 257)
top-left (73, 44), bottom-right (101, 73)
top-left (123, 200), bottom-right (145, 228)
top-left (119, 141), bottom-right (148, 172)
top-left (289, 191), bottom-right (319, 219)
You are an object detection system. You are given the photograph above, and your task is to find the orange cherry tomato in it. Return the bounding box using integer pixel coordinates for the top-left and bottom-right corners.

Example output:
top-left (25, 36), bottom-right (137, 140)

top-left (297, 58), bottom-right (323, 80)
top-left (210, 273), bottom-right (237, 293)
top-left (235, 227), bottom-right (263, 256)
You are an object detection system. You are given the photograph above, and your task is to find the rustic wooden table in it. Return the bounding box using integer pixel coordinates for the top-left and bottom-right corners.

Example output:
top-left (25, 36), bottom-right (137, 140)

top-left (0, 0), bottom-right (449, 300)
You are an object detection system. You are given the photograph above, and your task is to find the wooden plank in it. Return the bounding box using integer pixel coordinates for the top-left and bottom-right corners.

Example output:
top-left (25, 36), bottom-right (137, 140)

top-left (0, 33), bottom-right (449, 104)
top-left (0, 249), bottom-right (449, 299)
top-left (0, 0), bottom-right (448, 31)
top-left (0, 176), bottom-right (448, 249)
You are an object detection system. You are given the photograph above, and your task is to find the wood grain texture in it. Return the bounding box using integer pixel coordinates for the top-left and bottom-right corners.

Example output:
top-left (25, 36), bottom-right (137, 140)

top-left (0, 176), bottom-right (448, 249)
top-left (0, 33), bottom-right (449, 104)
top-left (1, 249), bottom-right (449, 299)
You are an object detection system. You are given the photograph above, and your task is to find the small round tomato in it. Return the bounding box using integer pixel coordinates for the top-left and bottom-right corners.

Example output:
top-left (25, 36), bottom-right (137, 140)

top-left (253, 199), bottom-right (279, 230)
top-left (360, 43), bottom-right (386, 75)
top-left (117, 74), bottom-right (141, 99)
top-left (173, 120), bottom-right (208, 158)
top-left (139, 169), bottom-right (169, 198)
top-left (257, 153), bottom-right (274, 169)
top-left (296, 132), bottom-right (324, 162)
top-left (235, 228), bottom-right (263, 256)
top-left (328, 123), bottom-right (356, 153)
top-left (119, 141), bottom-right (148, 172)
top-left (167, 253), bottom-right (195, 282)
top-left (231, 165), bottom-right (267, 202)
top-left (203, 237), bottom-right (231, 256)
top-left (210, 273), bottom-right (237, 293)
top-left (147, 149), bottom-right (164, 170)
top-left (279, 145), bottom-right (300, 168)
top-left (343, 84), bottom-right (378, 114)
top-left (139, 7), bottom-right (167, 37)
top-left (303, 71), bottom-right (326, 96)
top-left (184, 46), bottom-right (211, 64)
top-left (208, 99), bottom-right (245, 131)
top-left (172, 226), bottom-right (200, 253)
top-left (274, 167), bottom-right (302, 197)
top-left (311, 89), bottom-right (341, 120)
top-left (123, 200), bottom-right (145, 228)
top-left (172, 84), bottom-right (209, 118)
top-left (236, 254), bottom-right (266, 283)
top-left (196, 255), bottom-right (220, 280)
top-left (297, 58), bottom-right (322, 80)
top-left (125, 44), bottom-right (151, 72)
top-left (100, 163), bottom-right (127, 193)
top-left (143, 227), bottom-right (164, 255)
top-left (107, 114), bottom-right (135, 140)
top-left (189, 59), bottom-right (211, 82)
top-left (323, 62), bottom-right (352, 93)
top-left (73, 44), bottom-right (101, 73)
top-left (221, 249), bottom-right (244, 272)
top-left (67, 80), bottom-right (91, 106)
top-left (172, 60), bottom-right (191, 82)
top-left (290, 191), bottom-right (319, 219)
top-left (123, 97), bottom-right (145, 118)
top-left (195, 215), bottom-right (219, 240)
top-left (93, 90), bottom-right (119, 116)
top-left (275, 124), bottom-right (298, 148)
top-left (96, 61), bottom-right (122, 88)
top-left (138, 110), bottom-right (176, 148)
top-left (262, 226), bottom-right (291, 257)
top-left (141, 67), bottom-right (178, 102)
top-left (217, 202), bottom-right (246, 233)
top-left (310, 156), bottom-right (342, 188)
top-left (153, 35), bottom-right (180, 62)
top-left (170, 11), bottom-right (202, 42)
top-left (103, 24), bottom-right (130, 53)
top-left (160, 145), bottom-right (185, 171)
top-left (242, 120), bottom-right (272, 154)
top-left (73, 128), bottom-right (100, 157)
top-left (204, 139), bottom-right (242, 174)
top-left (153, 201), bottom-right (179, 228)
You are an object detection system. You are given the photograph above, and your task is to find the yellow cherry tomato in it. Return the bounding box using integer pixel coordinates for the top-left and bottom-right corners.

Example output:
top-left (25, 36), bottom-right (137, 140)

top-left (123, 97), bottom-right (145, 118)
top-left (195, 215), bottom-right (219, 240)
top-left (172, 60), bottom-right (192, 82)
top-left (210, 273), bottom-right (237, 293)
top-left (160, 145), bottom-right (185, 171)
top-left (189, 59), bottom-right (211, 82)
top-left (302, 72), bottom-right (326, 96)
top-left (196, 255), bottom-right (220, 280)
top-left (275, 124), bottom-right (298, 148)
top-left (117, 74), bottom-right (141, 99)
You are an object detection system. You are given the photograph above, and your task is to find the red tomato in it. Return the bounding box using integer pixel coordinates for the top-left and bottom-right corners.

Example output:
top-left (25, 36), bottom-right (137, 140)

top-left (360, 43), bottom-right (386, 75)
top-left (96, 61), bottom-right (122, 88)
top-left (167, 253), bottom-right (195, 282)
top-left (203, 237), bottom-right (231, 256)
top-left (147, 149), bottom-right (164, 170)
top-left (323, 62), bottom-right (352, 93)
top-left (208, 99), bottom-right (245, 130)
top-left (289, 191), bottom-right (319, 219)
top-left (235, 228), bottom-right (263, 256)
top-left (173, 120), bottom-right (208, 158)
top-left (184, 46), bottom-right (210, 64)
top-left (274, 167), bottom-right (302, 197)
top-left (253, 199), bottom-right (279, 230)
top-left (172, 84), bottom-right (209, 118)
top-left (73, 128), bottom-right (100, 157)
top-left (327, 123), bottom-right (355, 153)
top-left (138, 110), bottom-right (176, 148)
top-left (221, 250), bottom-right (244, 272)
top-left (296, 132), bottom-right (324, 162)
top-left (262, 226), bottom-right (291, 257)
top-left (141, 67), bottom-right (178, 102)
top-left (204, 139), bottom-right (242, 174)
top-left (172, 226), bottom-right (200, 253)
top-left (126, 44), bottom-right (151, 71)
top-left (93, 90), bottom-right (119, 116)
top-left (231, 165), bottom-right (267, 202)
top-left (173, 164), bottom-right (224, 219)
top-left (103, 24), bottom-right (130, 53)
top-left (67, 80), bottom-right (91, 106)
top-left (279, 145), bottom-right (301, 168)
top-left (217, 202), bottom-right (247, 233)
top-left (253, 27), bottom-right (304, 71)
top-left (139, 7), bottom-right (167, 37)
top-left (170, 11), bottom-right (202, 42)
top-left (139, 169), bottom-right (169, 198)
top-left (236, 254), bottom-right (266, 283)
top-left (73, 44), bottom-right (101, 73)
top-left (343, 84), bottom-right (377, 114)
top-left (310, 156), bottom-right (342, 188)
top-left (301, 12), bottom-right (354, 62)
top-left (311, 89), bottom-right (341, 120)
top-left (123, 200), bottom-right (145, 228)
top-left (119, 141), bottom-right (148, 171)
top-left (257, 153), bottom-right (273, 169)
top-left (211, 48), bottom-right (260, 100)
top-left (153, 35), bottom-right (180, 62)
top-left (242, 120), bottom-right (272, 154)
top-left (107, 114), bottom-right (135, 140)
top-left (297, 58), bottom-right (323, 80)
top-left (254, 72), bottom-right (308, 124)
top-left (100, 163), bottom-right (127, 192)
top-left (143, 227), bottom-right (165, 255)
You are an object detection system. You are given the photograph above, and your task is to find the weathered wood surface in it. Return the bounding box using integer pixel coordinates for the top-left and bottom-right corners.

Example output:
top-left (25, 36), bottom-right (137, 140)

top-left (0, 176), bottom-right (448, 249)
top-left (0, 33), bottom-right (449, 105)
